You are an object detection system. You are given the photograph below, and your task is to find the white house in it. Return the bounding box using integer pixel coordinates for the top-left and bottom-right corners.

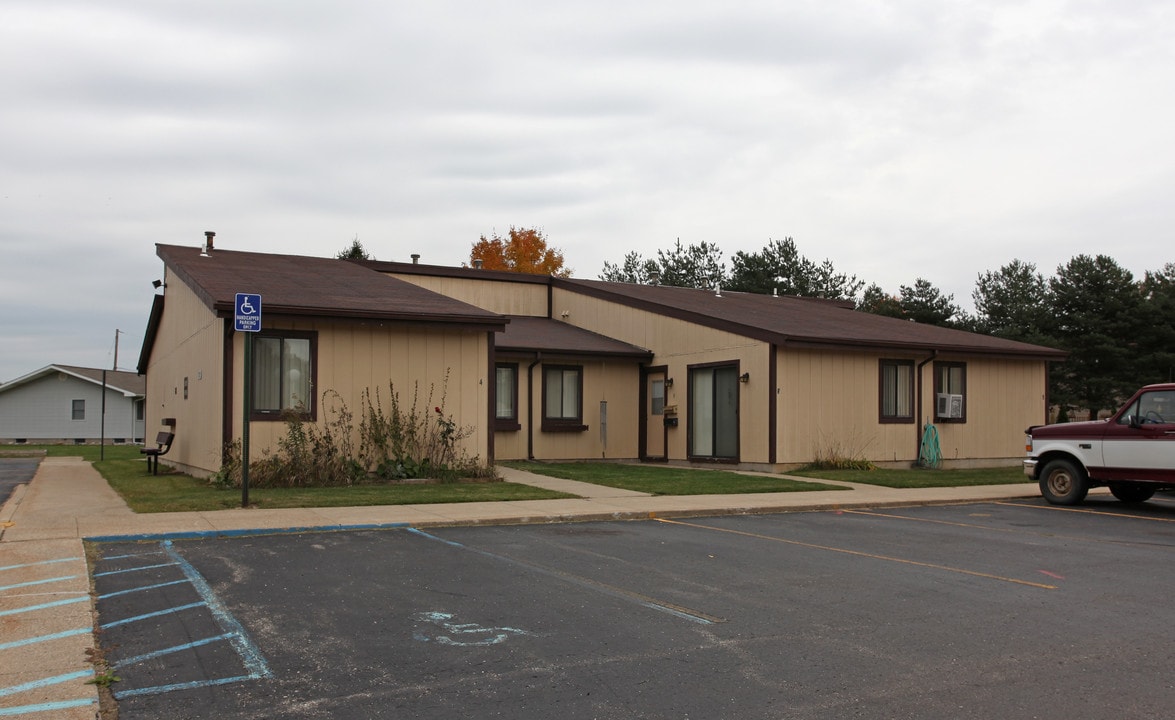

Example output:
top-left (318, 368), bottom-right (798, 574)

top-left (0, 365), bottom-right (146, 444)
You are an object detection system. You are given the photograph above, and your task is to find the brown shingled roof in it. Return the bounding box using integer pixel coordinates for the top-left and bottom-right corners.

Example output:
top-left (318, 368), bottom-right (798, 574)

top-left (555, 278), bottom-right (1067, 359)
top-left (157, 244), bottom-right (505, 326)
top-left (496, 317), bottom-right (652, 359)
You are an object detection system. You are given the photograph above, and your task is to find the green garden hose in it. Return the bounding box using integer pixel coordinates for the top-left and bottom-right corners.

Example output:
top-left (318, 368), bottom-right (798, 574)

top-left (919, 423), bottom-right (942, 469)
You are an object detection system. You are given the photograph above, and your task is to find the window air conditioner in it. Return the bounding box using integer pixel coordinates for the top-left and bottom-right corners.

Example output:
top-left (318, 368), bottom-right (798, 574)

top-left (936, 393), bottom-right (964, 419)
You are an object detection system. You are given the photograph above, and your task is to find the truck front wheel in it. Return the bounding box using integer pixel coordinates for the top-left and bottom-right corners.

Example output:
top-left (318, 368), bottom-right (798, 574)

top-left (1039, 459), bottom-right (1089, 505)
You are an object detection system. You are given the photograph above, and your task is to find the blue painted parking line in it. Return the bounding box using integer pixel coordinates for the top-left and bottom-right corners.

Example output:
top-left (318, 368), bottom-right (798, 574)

top-left (98, 578), bottom-right (187, 599)
top-left (161, 541), bottom-right (272, 680)
top-left (0, 574), bottom-right (79, 592)
top-left (86, 520), bottom-right (410, 543)
top-left (0, 595), bottom-right (88, 617)
top-left (93, 561), bottom-right (178, 577)
top-left (0, 557), bottom-right (77, 572)
top-left (100, 601), bottom-right (206, 629)
top-left (91, 539), bottom-right (273, 702)
top-left (0, 669), bottom-right (93, 698)
top-left (115, 674), bottom-right (266, 699)
top-left (115, 632), bottom-right (236, 667)
top-left (0, 627), bottom-right (90, 651)
top-left (0, 698), bottom-right (96, 717)
top-left (0, 553), bottom-right (93, 716)
top-left (101, 550), bottom-right (166, 561)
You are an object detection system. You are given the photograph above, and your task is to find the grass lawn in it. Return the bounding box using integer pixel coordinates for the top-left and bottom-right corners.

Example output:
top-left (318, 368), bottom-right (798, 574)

top-left (91, 459), bottom-right (575, 513)
top-left (787, 465), bottom-right (1031, 488)
top-left (503, 461), bottom-right (847, 495)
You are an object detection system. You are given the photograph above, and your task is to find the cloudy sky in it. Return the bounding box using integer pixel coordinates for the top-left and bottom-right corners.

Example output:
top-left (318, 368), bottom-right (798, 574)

top-left (2, 0), bottom-right (1172, 383)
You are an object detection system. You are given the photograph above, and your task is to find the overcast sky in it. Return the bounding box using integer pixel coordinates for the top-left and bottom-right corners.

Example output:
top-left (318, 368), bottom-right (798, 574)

top-left (2, 0), bottom-right (1172, 383)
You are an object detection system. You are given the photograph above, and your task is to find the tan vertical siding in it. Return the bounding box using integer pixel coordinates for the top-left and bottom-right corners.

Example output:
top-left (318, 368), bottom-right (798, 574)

top-left (551, 288), bottom-right (771, 463)
top-left (927, 357), bottom-right (1045, 461)
top-left (234, 320), bottom-right (491, 470)
top-left (520, 359), bottom-right (641, 461)
top-left (388, 274), bottom-right (549, 316)
top-left (776, 349), bottom-right (1047, 466)
top-left (141, 273), bottom-right (225, 474)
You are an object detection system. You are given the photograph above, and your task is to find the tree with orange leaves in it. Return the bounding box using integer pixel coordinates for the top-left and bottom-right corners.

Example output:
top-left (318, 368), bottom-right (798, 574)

top-left (470, 227), bottom-right (571, 277)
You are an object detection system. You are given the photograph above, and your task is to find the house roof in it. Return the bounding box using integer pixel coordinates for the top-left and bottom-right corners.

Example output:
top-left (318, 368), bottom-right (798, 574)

top-left (368, 260), bottom-right (1065, 359)
top-left (0, 364), bottom-right (145, 397)
top-left (141, 245), bottom-right (511, 374)
top-left (496, 317), bottom-right (652, 359)
top-left (156, 244), bottom-right (508, 327)
top-left (553, 278), bottom-right (1067, 359)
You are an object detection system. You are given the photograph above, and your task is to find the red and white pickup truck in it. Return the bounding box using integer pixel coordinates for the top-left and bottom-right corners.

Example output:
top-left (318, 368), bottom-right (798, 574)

top-left (1024, 383), bottom-right (1175, 505)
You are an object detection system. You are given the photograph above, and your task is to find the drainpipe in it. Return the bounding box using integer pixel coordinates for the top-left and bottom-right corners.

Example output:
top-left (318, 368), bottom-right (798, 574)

top-left (527, 353), bottom-right (542, 460)
top-left (916, 350), bottom-right (938, 461)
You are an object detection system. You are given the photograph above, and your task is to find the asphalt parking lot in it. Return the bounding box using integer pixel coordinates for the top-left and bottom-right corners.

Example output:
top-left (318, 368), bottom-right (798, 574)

top-left (0, 457), bottom-right (41, 506)
top-left (90, 496), bottom-right (1175, 720)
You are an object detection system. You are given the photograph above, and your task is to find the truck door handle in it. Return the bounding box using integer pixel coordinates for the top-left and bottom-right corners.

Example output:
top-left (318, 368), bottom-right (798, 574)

top-left (1079, 443), bottom-right (1092, 449)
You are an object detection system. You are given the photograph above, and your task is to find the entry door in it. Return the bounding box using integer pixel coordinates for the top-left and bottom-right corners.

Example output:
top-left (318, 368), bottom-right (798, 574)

top-left (690, 364), bottom-right (739, 459)
top-left (645, 371), bottom-right (667, 460)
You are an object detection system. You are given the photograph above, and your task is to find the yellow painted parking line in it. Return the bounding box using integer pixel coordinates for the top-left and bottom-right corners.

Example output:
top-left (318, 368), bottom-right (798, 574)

top-left (994, 501), bottom-right (1175, 523)
top-left (841, 509), bottom-right (1029, 534)
top-left (849, 505), bottom-right (1173, 552)
top-left (654, 517), bottom-right (1057, 590)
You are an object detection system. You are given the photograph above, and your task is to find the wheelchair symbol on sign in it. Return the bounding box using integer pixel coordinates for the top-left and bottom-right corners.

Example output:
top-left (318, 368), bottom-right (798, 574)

top-left (239, 297), bottom-right (257, 315)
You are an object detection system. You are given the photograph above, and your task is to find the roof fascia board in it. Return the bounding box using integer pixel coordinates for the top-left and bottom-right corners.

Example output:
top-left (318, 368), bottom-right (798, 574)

top-left (778, 337), bottom-right (1069, 360)
top-left (211, 309), bottom-right (508, 334)
top-left (495, 346), bottom-right (653, 360)
top-left (137, 293), bottom-right (166, 375)
top-left (360, 260), bottom-right (554, 286)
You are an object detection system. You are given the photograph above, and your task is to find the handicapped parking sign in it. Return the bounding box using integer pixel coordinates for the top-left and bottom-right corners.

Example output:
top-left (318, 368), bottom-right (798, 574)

top-left (234, 293), bottom-right (262, 332)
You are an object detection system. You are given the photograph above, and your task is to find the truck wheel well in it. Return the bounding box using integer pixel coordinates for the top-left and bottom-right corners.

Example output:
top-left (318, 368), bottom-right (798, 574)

top-left (1034, 450), bottom-right (1085, 477)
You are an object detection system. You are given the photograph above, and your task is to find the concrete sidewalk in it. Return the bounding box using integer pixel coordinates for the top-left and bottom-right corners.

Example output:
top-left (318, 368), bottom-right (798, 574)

top-left (0, 457), bottom-right (1043, 718)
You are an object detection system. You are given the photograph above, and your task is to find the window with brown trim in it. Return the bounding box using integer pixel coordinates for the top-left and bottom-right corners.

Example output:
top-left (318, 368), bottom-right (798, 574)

top-left (933, 361), bottom-right (967, 423)
top-left (542, 364), bottom-right (586, 431)
top-left (879, 360), bottom-right (914, 423)
top-left (495, 363), bottom-right (521, 431)
top-left (251, 331), bottom-right (317, 421)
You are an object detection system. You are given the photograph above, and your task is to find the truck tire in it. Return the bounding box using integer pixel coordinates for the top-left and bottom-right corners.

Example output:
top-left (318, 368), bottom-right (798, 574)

top-left (1108, 483), bottom-right (1155, 504)
top-left (1039, 458), bottom-right (1089, 505)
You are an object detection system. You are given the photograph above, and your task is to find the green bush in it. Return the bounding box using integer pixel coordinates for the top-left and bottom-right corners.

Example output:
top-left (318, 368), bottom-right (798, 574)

top-left (214, 375), bottom-right (493, 488)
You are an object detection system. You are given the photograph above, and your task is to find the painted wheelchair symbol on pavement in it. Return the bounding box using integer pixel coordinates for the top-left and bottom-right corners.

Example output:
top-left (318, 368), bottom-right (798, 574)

top-left (412, 611), bottom-right (530, 646)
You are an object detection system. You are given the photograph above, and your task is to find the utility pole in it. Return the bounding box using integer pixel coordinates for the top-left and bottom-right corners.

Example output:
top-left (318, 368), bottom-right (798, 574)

top-left (113, 329), bottom-right (122, 370)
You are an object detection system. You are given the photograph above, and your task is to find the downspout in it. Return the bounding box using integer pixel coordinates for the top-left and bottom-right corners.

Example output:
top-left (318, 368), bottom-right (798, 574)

top-left (527, 352), bottom-right (542, 460)
top-left (768, 344), bottom-right (778, 466)
top-left (916, 350), bottom-right (938, 461)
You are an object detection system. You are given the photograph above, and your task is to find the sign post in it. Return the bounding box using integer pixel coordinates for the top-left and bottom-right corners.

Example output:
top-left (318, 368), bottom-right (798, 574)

top-left (234, 293), bottom-right (262, 508)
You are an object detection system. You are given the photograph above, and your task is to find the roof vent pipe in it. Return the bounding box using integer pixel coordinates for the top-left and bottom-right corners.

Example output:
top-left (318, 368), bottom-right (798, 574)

top-left (473, 259), bottom-right (483, 269)
top-left (201, 231), bottom-right (215, 256)
top-left (411, 253), bottom-right (420, 264)
top-left (648, 270), bottom-right (660, 286)
top-left (714, 284), bottom-right (722, 297)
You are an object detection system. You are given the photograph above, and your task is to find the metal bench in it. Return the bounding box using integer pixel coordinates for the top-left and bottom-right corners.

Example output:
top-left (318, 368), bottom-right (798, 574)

top-left (141, 420), bottom-right (176, 475)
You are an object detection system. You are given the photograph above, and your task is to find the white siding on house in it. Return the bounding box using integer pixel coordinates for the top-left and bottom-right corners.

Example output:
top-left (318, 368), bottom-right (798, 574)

top-left (0, 372), bottom-right (144, 442)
